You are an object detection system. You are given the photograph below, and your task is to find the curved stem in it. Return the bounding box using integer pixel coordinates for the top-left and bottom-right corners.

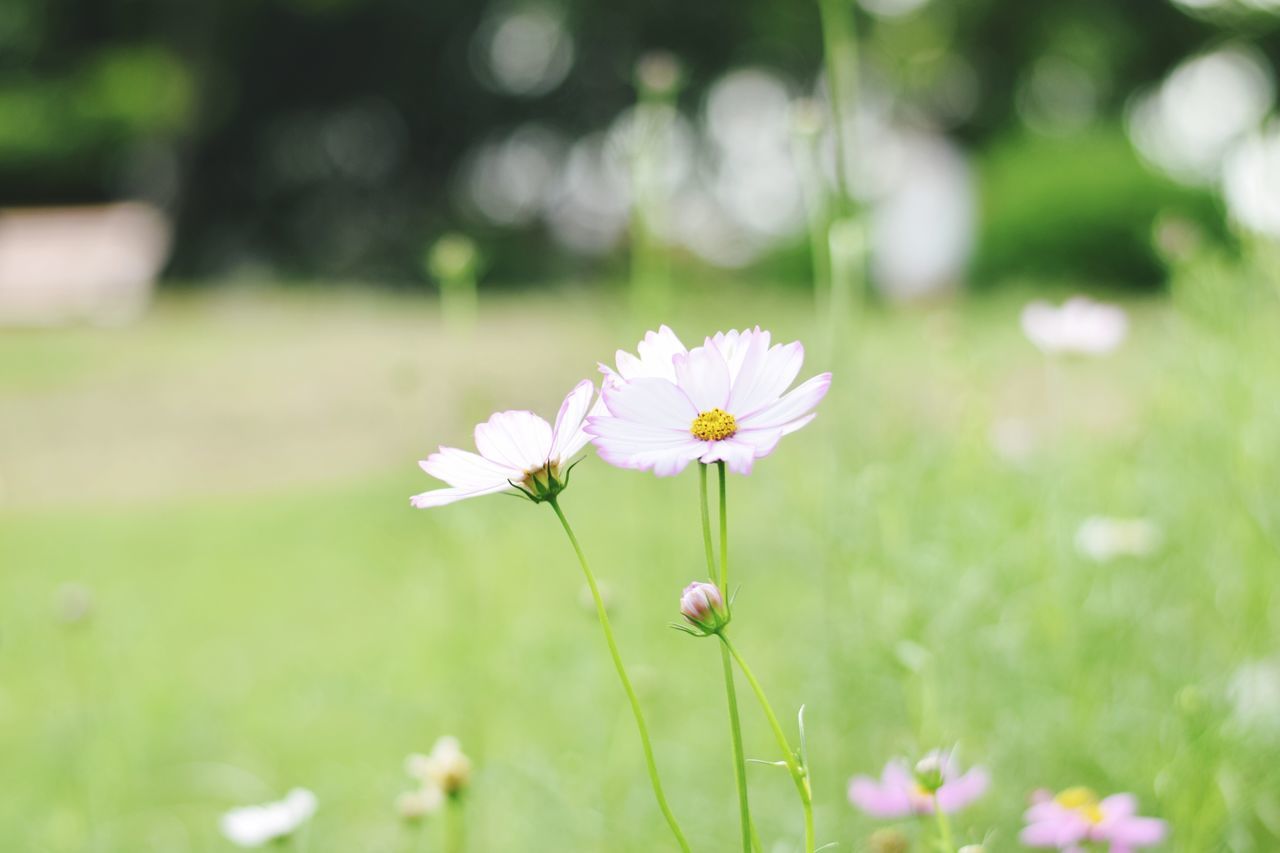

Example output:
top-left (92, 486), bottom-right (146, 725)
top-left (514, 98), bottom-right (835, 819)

top-left (547, 498), bottom-right (692, 852)
top-left (720, 634), bottom-right (815, 853)
top-left (701, 464), bottom-right (753, 853)
top-left (932, 794), bottom-right (955, 852)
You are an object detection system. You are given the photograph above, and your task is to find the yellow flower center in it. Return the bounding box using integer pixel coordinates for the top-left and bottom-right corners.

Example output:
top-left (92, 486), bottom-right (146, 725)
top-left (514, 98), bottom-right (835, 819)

top-left (1055, 787), bottom-right (1104, 824)
top-left (691, 408), bottom-right (737, 441)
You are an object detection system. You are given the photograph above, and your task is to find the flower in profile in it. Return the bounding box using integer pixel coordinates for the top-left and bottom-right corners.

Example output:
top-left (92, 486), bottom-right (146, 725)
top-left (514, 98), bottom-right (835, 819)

top-left (407, 736), bottom-right (473, 798)
top-left (410, 380), bottom-right (594, 507)
top-left (848, 752), bottom-right (989, 817)
top-left (588, 327), bottom-right (831, 476)
top-left (220, 788), bottom-right (317, 847)
top-left (1021, 788), bottom-right (1167, 851)
top-left (677, 581), bottom-right (730, 635)
top-left (1021, 297), bottom-right (1128, 356)
top-left (1074, 516), bottom-right (1163, 562)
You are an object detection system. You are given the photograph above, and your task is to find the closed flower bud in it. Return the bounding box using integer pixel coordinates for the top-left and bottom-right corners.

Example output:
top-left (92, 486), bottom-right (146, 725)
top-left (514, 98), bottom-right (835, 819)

top-left (679, 581), bottom-right (729, 634)
top-left (914, 753), bottom-right (946, 793)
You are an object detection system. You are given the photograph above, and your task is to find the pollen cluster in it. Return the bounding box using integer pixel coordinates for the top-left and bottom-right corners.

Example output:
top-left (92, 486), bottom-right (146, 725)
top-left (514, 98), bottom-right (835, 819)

top-left (691, 408), bottom-right (737, 441)
top-left (1055, 787), bottom-right (1104, 823)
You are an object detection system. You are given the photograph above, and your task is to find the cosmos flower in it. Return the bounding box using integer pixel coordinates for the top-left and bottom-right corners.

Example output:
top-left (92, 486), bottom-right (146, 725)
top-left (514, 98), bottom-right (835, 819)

top-left (1074, 516), bottom-right (1163, 562)
top-left (1021, 297), bottom-right (1128, 356)
top-left (410, 380), bottom-right (594, 507)
top-left (587, 327), bottom-right (831, 476)
top-left (407, 736), bottom-right (473, 797)
top-left (220, 788), bottom-right (317, 848)
top-left (848, 753), bottom-right (989, 817)
top-left (1021, 788), bottom-right (1167, 851)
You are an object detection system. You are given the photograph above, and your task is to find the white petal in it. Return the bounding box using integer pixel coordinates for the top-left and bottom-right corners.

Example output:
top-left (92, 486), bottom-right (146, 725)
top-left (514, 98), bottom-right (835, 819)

top-left (474, 411), bottom-right (554, 471)
top-left (674, 344), bottom-right (731, 412)
top-left (733, 426), bottom-right (784, 457)
top-left (420, 447), bottom-right (521, 489)
top-left (738, 373), bottom-right (831, 431)
top-left (712, 327), bottom-right (767, 381)
top-left (699, 438), bottom-right (757, 474)
top-left (631, 325), bottom-right (686, 379)
top-left (597, 438), bottom-right (707, 477)
top-left (728, 338), bottom-right (803, 417)
top-left (410, 481), bottom-right (513, 508)
top-left (550, 379), bottom-right (596, 462)
top-left (602, 377), bottom-right (698, 430)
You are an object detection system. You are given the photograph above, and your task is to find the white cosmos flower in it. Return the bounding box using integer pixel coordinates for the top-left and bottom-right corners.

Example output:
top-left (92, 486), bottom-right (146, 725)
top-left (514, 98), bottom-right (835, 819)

top-left (588, 326), bottom-right (831, 476)
top-left (1074, 516), bottom-right (1162, 562)
top-left (406, 736), bottom-right (473, 795)
top-left (1020, 296), bottom-right (1128, 356)
top-left (410, 380), bottom-right (595, 507)
top-left (220, 788), bottom-right (317, 847)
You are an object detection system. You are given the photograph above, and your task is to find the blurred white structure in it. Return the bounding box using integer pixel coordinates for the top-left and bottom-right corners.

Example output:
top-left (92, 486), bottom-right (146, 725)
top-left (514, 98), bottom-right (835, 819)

top-left (1126, 44), bottom-right (1274, 184)
top-left (1223, 122), bottom-right (1280, 239)
top-left (1021, 296), bottom-right (1128, 356)
top-left (0, 202), bottom-right (171, 326)
top-left (1074, 516), bottom-right (1163, 562)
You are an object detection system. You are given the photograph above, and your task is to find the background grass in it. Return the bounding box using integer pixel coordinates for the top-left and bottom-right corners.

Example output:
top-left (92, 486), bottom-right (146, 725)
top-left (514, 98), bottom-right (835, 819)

top-left (2, 285), bottom-right (1279, 851)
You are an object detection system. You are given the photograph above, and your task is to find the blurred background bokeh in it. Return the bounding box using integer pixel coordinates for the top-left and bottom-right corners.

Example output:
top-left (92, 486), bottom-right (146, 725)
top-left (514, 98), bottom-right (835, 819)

top-left (5, 0), bottom-right (1280, 850)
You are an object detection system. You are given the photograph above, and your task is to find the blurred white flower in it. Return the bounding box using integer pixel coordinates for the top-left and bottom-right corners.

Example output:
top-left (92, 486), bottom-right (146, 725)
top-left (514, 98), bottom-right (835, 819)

top-left (1228, 659), bottom-right (1280, 733)
top-left (407, 736), bottom-right (472, 796)
top-left (1223, 123), bottom-right (1280, 239)
top-left (1074, 516), bottom-right (1163, 562)
top-left (53, 582), bottom-right (94, 624)
top-left (395, 786), bottom-right (444, 821)
top-left (1021, 296), bottom-right (1128, 356)
top-left (988, 417), bottom-right (1036, 465)
top-left (220, 788), bottom-right (316, 847)
top-left (1126, 44), bottom-right (1274, 185)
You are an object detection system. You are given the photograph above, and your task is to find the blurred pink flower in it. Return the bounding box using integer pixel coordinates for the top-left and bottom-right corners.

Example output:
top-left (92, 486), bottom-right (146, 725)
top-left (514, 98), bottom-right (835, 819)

top-left (1021, 788), bottom-right (1167, 852)
top-left (848, 753), bottom-right (989, 818)
top-left (587, 327), bottom-right (830, 476)
top-left (410, 380), bottom-right (595, 507)
top-left (1021, 296), bottom-right (1128, 356)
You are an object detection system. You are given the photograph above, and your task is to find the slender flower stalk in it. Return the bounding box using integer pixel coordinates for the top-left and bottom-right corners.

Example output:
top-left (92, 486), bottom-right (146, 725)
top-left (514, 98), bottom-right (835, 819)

top-left (817, 0), bottom-right (857, 216)
top-left (701, 463), bottom-right (753, 853)
top-left (720, 634), bottom-right (815, 853)
top-left (932, 794), bottom-right (955, 852)
top-left (547, 496), bottom-right (691, 852)
top-left (444, 796), bottom-right (464, 853)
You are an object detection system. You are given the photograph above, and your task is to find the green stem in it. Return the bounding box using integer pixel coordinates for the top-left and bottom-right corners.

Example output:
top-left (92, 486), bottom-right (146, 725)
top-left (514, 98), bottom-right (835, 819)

top-left (547, 498), bottom-right (692, 852)
top-left (816, 0), bottom-right (857, 215)
top-left (720, 635), bottom-right (815, 853)
top-left (932, 794), bottom-right (954, 852)
top-left (716, 461), bottom-right (728, 588)
top-left (701, 463), bottom-right (753, 853)
top-left (444, 795), bottom-right (464, 853)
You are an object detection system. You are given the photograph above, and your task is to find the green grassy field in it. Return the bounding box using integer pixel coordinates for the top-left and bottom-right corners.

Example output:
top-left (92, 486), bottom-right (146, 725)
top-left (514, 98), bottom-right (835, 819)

top-left (2, 285), bottom-right (1278, 851)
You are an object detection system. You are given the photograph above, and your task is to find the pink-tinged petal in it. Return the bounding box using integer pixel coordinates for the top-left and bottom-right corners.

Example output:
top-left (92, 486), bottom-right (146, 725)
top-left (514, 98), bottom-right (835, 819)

top-left (603, 376), bottom-right (698, 429)
top-left (732, 427), bottom-right (784, 459)
top-left (936, 766), bottom-right (989, 812)
top-left (410, 481), bottom-right (513, 508)
top-left (586, 415), bottom-right (692, 444)
top-left (848, 776), bottom-right (912, 818)
top-left (700, 438), bottom-right (756, 474)
top-left (1099, 794), bottom-right (1137, 820)
top-left (711, 327), bottom-right (765, 381)
top-left (550, 380), bottom-right (596, 461)
top-left (474, 411), bottom-right (554, 471)
top-left (596, 439), bottom-right (707, 477)
top-left (779, 412), bottom-right (816, 436)
top-left (1020, 820), bottom-right (1066, 847)
top-left (628, 325), bottom-right (686, 380)
top-left (738, 373), bottom-right (831, 431)
top-left (728, 339), bottom-right (804, 417)
top-left (1103, 817), bottom-right (1167, 847)
top-left (420, 447), bottom-right (522, 489)
top-left (674, 344), bottom-right (731, 412)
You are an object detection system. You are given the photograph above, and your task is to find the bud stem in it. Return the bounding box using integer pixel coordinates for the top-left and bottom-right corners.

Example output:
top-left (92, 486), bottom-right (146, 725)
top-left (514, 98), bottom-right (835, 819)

top-left (546, 497), bottom-right (692, 852)
top-left (700, 463), bottom-right (754, 853)
top-left (720, 634), bottom-right (816, 853)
